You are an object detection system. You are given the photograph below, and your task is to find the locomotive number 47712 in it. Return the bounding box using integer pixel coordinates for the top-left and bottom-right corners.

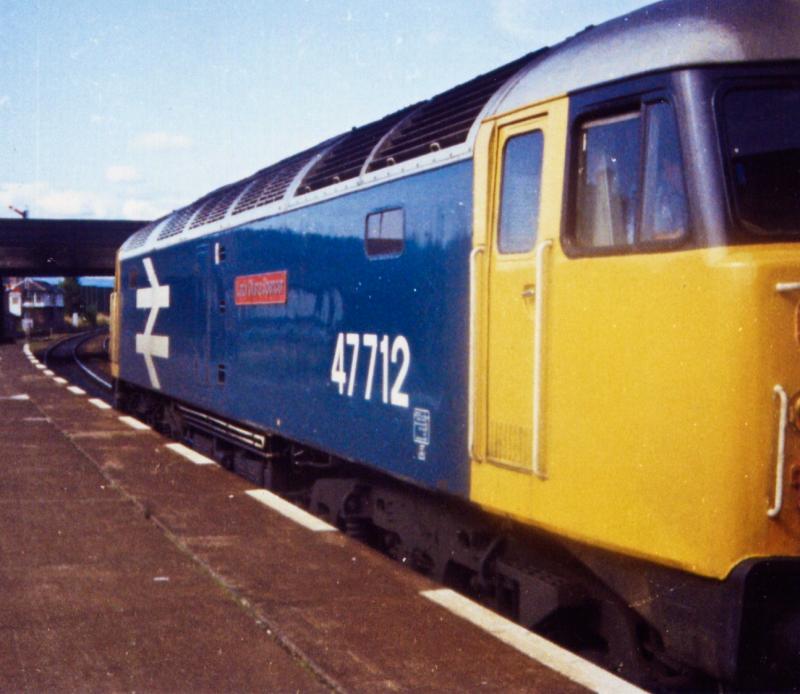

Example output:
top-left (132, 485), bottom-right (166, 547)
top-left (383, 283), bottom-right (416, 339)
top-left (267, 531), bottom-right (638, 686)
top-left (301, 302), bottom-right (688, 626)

top-left (330, 332), bottom-right (410, 408)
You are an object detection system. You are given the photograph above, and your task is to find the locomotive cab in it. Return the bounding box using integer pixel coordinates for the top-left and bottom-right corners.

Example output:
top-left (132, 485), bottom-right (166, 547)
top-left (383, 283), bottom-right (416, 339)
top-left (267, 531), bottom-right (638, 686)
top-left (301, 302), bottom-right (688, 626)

top-left (470, 57), bottom-right (800, 684)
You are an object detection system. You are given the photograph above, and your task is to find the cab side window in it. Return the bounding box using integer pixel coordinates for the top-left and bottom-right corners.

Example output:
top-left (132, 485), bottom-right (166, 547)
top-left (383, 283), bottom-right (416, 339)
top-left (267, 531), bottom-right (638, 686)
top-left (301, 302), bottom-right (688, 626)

top-left (365, 208), bottom-right (404, 258)
top-left (498, 130), bottom-right (544, 254)
top-left (573, 100), bottom-right (688, 251)
top-left (640, 102), bottom-right (688, 242)
top-left (576, 113), bottom-right (641, 248)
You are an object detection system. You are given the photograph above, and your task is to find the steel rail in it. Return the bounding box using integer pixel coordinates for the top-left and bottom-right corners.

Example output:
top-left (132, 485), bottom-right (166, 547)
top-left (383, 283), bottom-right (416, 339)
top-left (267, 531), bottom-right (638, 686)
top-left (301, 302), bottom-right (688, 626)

top-left (71, 330), bottom-right (113, 390)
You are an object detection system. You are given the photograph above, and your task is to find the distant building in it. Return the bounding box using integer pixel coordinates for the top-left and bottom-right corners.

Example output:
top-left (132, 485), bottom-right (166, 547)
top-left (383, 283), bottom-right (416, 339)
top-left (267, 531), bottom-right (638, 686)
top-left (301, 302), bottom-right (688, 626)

top-left (4, 278), bottom-right (65, 334)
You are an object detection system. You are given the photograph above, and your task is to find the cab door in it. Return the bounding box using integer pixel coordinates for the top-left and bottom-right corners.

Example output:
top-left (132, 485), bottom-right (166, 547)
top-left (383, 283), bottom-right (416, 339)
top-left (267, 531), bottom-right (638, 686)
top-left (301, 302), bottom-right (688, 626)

top-left (472, 103), bottom-right (566, 486)
top-left (484, 119), bottom-right (546, 473)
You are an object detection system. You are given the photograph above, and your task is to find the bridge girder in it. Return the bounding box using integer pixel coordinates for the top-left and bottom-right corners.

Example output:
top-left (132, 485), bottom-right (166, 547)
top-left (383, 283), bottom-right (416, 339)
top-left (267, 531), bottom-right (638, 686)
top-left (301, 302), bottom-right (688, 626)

top-left (0, 218), bottom-right (146, 277)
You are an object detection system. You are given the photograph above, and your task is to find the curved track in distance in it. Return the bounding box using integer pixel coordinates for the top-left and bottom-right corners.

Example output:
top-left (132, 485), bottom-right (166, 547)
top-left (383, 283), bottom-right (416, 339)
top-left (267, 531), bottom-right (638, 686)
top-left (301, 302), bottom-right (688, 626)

top-left (42, 329), bottom-right (113, 403)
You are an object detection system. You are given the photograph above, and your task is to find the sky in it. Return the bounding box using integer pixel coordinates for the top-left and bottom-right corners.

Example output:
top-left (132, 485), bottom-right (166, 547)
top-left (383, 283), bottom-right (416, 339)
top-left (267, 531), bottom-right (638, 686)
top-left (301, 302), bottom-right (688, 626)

top-left (1, 0), bottom-right (650, 224)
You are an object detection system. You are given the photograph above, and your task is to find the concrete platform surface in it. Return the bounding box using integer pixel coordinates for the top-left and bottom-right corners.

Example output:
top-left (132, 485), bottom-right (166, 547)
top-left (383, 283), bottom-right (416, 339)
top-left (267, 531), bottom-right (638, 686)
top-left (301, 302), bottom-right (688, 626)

top-left (0, 342), bottom-right (635, 693)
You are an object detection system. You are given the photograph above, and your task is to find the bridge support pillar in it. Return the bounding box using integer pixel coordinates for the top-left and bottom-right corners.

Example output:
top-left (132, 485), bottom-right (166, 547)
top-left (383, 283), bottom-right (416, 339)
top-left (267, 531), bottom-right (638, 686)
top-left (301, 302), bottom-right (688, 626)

top-left (0, 277), bottom-right (14, 344)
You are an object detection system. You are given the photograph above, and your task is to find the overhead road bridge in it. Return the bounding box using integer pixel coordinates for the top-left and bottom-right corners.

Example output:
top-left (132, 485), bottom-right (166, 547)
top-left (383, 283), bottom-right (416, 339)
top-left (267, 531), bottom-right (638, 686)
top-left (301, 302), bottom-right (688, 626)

top-left (0, 218), bottom-right (145, 276)
top-left (0, 217), bottom-right (147, 341)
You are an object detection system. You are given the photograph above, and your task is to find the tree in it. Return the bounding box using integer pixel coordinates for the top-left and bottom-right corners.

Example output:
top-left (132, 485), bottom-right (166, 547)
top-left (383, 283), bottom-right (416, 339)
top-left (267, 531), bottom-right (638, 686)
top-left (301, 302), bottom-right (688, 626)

top-left (85, 304), bottom-right (98, 327)
top-left (60, 277), bottom-right (81, 315)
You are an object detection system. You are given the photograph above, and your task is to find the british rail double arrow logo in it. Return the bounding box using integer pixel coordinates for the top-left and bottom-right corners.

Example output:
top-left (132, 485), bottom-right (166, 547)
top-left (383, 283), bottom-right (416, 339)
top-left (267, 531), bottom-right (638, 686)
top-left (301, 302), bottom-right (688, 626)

top-left (135, 257), bottom-right (170, 390)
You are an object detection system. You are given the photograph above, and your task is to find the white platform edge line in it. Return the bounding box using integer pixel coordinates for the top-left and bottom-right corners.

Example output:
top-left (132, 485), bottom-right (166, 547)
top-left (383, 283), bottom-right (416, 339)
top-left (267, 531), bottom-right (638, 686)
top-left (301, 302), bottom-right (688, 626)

top-left (35, 364), bottom-right (46, 370)
top-left (245, 489), bottom-right (337, 532)
top-left (43, 369), bottom-right (54, 376)
top-left (53, 377), bottom-right (68, 385)
top-left (119, 415), bottom-right (150, 431)
top-left (0, 394), bottom-right (30, 401)
top-left (420, 589), bottom-right (644, 694)
top-left (88, 398), bottom-right (112, 410)
top-left (67, 386), bottom-right (86, 395)
top-left (164, 442), bottom-right (216, 465)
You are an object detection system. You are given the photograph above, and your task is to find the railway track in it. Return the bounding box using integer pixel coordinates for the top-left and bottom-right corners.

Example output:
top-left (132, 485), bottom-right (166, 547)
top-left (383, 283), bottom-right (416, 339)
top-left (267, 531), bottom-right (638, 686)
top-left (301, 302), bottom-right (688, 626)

top-left (40, 329), bottom-right (113, 402)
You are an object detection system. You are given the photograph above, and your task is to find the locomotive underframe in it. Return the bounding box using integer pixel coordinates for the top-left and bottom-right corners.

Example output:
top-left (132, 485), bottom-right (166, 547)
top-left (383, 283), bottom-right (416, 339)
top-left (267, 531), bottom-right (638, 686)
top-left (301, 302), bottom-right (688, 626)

top-left (115, 378), bottom-right (800, 690)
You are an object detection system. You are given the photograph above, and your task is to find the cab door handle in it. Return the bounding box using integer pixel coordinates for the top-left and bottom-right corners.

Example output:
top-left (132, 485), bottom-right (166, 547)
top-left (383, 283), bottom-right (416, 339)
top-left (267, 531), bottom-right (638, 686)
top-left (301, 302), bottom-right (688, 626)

top-left (776, 282), bottom-right (800, 293)
top-left (769, 384), bottom-right (789, 518)
top-left (521, 286), bottom-right (536, 299)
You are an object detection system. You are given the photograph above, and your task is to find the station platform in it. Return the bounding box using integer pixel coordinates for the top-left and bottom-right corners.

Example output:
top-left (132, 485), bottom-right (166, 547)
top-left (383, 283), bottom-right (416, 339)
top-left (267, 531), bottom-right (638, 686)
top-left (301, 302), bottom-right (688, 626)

top-left (0, 342), bottom-right (638, 692)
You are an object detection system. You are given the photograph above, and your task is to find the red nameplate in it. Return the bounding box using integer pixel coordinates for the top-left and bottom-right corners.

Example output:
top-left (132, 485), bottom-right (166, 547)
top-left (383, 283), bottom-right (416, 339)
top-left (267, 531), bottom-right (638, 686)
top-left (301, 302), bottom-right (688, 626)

top-left (234, 270), bottom-right (288, 306)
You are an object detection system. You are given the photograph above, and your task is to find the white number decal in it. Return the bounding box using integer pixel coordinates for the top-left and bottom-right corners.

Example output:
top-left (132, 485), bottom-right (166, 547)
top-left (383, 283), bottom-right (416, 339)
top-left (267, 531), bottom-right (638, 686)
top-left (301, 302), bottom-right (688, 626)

top-left (390, 335), bottom-right (410, 408)
top-left (379, 334), bottom-right (390, 404)
top-left (331, 333), bottom-right (346, 394)
top-left (362, 333), bottom-right (378, 400)
top-left (330, 332), bottom-right (411, 408)
top-left (345, 333), bottom-right (360, 397)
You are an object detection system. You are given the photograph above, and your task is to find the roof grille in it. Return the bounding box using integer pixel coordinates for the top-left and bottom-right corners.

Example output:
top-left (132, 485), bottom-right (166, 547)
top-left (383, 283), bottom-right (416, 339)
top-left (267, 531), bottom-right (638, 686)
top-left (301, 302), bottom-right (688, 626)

top-left (122, 51), bottom-right (547, 254)
top-left (297, 104), bottom-right (420, 195)
top-left (367, 52), bottom-right (538, 173)
top-left (232, 144), bottom-right (326, 216)
top-left (190, 180), bottom-right (251, 229)
top-left (124, 217), bottom-right (165, 251)
top-left (157, 199), bottom-right (207, 241)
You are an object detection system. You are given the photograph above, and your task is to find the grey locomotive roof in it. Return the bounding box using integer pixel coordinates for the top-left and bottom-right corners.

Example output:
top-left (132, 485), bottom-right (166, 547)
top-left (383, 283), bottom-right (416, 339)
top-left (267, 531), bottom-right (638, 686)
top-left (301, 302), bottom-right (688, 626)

top-left (495, 0), bottom-right (800, 114)
top-left (120, 0), bottom-right (800, 259)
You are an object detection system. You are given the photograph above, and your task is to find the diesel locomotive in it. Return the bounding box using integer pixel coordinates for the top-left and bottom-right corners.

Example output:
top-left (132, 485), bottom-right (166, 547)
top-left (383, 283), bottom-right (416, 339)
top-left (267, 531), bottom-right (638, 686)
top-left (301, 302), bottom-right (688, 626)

top-left (111, 0), bottom-right (800, 687)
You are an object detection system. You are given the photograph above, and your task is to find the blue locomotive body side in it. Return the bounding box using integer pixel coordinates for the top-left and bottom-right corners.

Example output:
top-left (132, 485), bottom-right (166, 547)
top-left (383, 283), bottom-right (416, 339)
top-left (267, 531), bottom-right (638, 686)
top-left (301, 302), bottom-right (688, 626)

top-left (119, 161), bottom-right (473, 494)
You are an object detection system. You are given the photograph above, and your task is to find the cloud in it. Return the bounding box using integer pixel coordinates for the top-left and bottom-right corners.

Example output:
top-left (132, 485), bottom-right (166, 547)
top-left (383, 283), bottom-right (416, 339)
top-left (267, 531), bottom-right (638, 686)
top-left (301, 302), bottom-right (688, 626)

top-left (121, 198), bottom-right (164, 220)
top-left (44, 190), bottom-right (110, 217)
top-left (90, 114), bottom-right (113, 125)
top-left (132, 131), bottom-right (193, 151)
top-left (0, 181), bottom-right (112, 218)
top-left (0, 181), bottom-right (173, 222)
top-left (105, 165), bottom-right (140, 183)
top-left (0, 95), bottom-right (8, 108)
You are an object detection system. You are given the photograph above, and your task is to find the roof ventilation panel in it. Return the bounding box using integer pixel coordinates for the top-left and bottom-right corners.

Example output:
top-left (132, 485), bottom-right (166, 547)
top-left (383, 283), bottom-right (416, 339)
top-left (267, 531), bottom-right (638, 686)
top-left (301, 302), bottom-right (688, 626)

top-left (124, 216), bottom-right (166, 251)
top-left (297, 104), bottom-right (420, 195)
top-left (232, 144), bottom-right (327, 215)
top-left (157, 199), bottom-right (207, 241)
top-left (367, 51), bottom-right (539, 172)
top-left (190, 180), bottom-right (253, 229)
